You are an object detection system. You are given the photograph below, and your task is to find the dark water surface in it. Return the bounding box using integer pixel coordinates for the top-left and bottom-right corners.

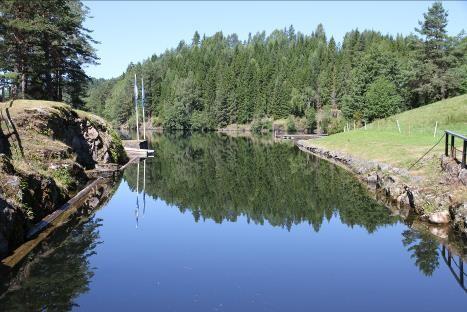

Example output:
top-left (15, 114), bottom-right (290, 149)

top-left (1, 132), bottom-right (466, 311)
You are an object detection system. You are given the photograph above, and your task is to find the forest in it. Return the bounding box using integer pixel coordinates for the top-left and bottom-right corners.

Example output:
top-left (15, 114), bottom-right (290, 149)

top-left (85, 2), bottom-right (467, 132)
top-left (0, 0), bottom-right (97, 107)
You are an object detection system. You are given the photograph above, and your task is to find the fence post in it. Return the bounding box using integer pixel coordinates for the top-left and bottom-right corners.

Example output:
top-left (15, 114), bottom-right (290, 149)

top-left (445, 132), bottom-right (449, 156)
top-left (463, 139), bottom-right (466, 169)
top-left (433, 121), bottom-right (438, 138)
top-left (451, 135), bottom-right (455, 157)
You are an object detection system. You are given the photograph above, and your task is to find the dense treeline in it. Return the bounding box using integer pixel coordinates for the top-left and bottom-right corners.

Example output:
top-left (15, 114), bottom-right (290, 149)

top-left (87, 2), bottom-right (466, 132)
top-left (124, 133), bottom-right (398, 233)
top-left (0, 0), bottom-right (97, 107)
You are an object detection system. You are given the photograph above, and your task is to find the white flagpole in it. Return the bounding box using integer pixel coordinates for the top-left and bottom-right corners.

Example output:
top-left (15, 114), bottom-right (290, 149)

top-left (134, 74), bottom-right (140, 142)
top-left (142, 77), bottom-right (146, 140)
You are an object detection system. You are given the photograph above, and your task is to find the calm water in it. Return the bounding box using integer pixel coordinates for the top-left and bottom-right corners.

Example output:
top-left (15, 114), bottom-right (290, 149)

top-left (0, 132), bottom-right (466, 311)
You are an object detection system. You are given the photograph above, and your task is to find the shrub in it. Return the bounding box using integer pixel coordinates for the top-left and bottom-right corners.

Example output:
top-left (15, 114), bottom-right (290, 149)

top-left (191, 111), bottom-right (213, 131)
top-left (286, 116), bottom-right (297, 133)
top-left (251, 118), bottom-right (273, 134)
top-left (305, 107), bottom-right (316, 131)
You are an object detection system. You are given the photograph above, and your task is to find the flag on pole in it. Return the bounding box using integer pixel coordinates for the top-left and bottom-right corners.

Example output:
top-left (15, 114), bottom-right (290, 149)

top-left (141, 77), bottom-right (146, 140)
top-left (134, 74), bottom-right (138, 106)
top-left (134, 74), bottom-right (140, 141)
top-left (141, 78), bottom-right (144, 107)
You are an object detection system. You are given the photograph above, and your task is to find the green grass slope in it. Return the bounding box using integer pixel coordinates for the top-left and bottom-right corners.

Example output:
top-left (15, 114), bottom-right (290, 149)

top-left (306, 94), bottom-right (467, 169)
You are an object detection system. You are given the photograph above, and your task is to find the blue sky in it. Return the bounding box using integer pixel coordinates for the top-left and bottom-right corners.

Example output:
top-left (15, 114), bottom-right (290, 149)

top-left (83, 1), bottom-right (467, 79)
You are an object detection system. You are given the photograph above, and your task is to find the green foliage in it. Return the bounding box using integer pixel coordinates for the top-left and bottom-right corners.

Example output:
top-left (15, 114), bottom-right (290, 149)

top-left (304, 107), bottom-right (317, 131)
top-left (108, 128), bottom-right (127, 164)
top-left (0, 0), bottom-right (97, 107)
top-left (51, 167), bottom-right (74, 189)
top-left (84, 2), bottom-right (465, 132)
top-left (364, 77), bottom-right (403, 121)
top-left (286, 116), bottom-right (297, 133)
top-left (190, 111), bottom-right (214, 131)
top-left (326, 115), bottom-right (346, 135)
top-left (251, 118), bottom-right (272, 134)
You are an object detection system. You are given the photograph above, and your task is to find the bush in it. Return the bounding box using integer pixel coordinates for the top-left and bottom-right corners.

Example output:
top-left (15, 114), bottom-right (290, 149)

top-left (364, 77), bottom-right (403, 121)
top-left (286, 116), bottom-right (297, 133)
top-left (326, 116), bottom-right (346, 134)
top-left (305, 107), bottom-right (316, 131)
top-left (191, 111), bottom-right (213, 131)
top-left (251, 118), bottom-right (273, 134)
top-left (152, 116), bottom-right (163, 127)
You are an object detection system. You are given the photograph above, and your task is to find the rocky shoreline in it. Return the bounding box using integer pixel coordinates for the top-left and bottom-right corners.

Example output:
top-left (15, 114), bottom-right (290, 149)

top-left (0, 100), bottom-right (128, 259)
top-left (296, 140), bottom-right (467, 239)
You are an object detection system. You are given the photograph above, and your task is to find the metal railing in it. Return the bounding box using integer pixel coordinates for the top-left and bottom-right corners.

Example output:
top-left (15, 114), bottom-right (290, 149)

top-left (445, 130), bottom-right (467, 169)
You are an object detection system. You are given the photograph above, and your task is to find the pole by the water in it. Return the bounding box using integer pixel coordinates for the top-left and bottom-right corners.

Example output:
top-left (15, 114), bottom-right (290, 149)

top-left (135, 161), bottom-right (140, 229)
top-left (142, 77), bottom-right (146, 140)
top-left (134, 74), bottom-right (140, 142)
top-left (143, 159), bottom-right (146, 215)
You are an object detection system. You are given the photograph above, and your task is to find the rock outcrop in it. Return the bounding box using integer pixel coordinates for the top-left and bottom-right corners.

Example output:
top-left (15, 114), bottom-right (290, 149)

top-left (0, 100), bottom-right (128, 258)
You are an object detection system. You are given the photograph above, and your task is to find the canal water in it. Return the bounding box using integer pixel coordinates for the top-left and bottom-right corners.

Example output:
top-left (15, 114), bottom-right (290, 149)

top-left (0, 132), bottom-right (466, 311)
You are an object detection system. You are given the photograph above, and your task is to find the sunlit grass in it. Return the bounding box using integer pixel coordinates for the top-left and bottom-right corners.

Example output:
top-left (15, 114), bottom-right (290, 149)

top-left (309, 94), bottom-right (467, 169)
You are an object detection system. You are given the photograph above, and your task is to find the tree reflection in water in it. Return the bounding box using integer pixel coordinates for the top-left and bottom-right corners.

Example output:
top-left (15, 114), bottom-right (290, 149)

top-left (125, 132), bottom-right (399, 233)
top-left (0, 217), bottom-right (102, 311)
top-left (402, 229), bottom-right (440, 276)
top-left (1, 132), bottom-right (466, 308)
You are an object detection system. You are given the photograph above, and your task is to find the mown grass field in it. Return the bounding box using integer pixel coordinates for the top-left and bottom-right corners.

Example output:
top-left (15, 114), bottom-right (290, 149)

top-left (308, 94), bottom-right (467, 170)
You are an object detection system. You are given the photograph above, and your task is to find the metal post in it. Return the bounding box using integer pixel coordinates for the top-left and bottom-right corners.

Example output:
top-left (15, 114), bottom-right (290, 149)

top-left (463, 140), bottom-right (467, 169)
top-left (445, 132), bottom-right (449, 156)
top-left (451, 135), bottom-right (455, 158)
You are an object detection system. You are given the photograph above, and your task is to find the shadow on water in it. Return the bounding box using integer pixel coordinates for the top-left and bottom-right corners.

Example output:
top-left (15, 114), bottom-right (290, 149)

top-left (0, 178), bottom-right (121, 311)
top-left (0, 217), bottom-right (102, 310)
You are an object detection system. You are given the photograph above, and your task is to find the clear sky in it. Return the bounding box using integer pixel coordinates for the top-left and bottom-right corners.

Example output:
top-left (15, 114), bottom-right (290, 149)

top-left (83, 1), bottom-right (467, 79)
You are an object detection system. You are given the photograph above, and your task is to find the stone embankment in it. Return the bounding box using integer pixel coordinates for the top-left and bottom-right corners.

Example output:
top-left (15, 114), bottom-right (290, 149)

top-left (296, 140), bottom-right (467, 239)
top-left (0, 101), bottom-right (128, 258)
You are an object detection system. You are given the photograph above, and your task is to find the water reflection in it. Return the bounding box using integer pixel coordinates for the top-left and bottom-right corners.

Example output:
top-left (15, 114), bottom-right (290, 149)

top-left (0, 132), bottom-right (466, 310)
top-left (0, 217), bottom-right (103, 310)
top-left (441, 245), bottom-right (466, 292)
top-left (402, 229), bottom-right (440, 276)
top-left (0, 178), bottom-right (120, 311)
top-left (126, 132), bottom-right (467, 291)
top-left (125, 132), bottom-right (399, 233)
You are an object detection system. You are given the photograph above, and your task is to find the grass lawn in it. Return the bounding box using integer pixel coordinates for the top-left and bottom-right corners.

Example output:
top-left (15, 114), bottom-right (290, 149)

top-left (307, 94), bottom-right (467, 170)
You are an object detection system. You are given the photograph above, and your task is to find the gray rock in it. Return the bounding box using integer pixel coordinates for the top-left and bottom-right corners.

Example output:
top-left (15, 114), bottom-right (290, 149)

top-left (367, 174), bottom-right (378, 184)
top-left (459, 169), bottom-right (467, 186)
top-left (428, 210), bottom-right (450, 224)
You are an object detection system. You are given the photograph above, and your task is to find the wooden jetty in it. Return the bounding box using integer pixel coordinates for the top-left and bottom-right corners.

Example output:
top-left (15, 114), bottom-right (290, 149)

top-left (122, 139), bottom-right (154, 158)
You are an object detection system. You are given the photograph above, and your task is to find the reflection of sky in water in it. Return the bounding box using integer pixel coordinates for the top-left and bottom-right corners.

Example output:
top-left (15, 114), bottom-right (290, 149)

top-left (1, 134), bottom-right (466, 311)
top-left (72, 178), bottom-right (466, 311)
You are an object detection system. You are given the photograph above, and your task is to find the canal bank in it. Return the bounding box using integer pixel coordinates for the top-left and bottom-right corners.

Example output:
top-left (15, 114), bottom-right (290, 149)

top-left (0, 100), bottom-right (128, 260)
top-left (296, 139), bottom-right (467, 240)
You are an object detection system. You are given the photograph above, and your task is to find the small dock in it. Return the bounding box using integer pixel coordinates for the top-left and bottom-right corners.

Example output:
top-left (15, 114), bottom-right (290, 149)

top-left (274, 132), bottom-right (327, 141)
top-left (122, 139), bottom-right (154, 158)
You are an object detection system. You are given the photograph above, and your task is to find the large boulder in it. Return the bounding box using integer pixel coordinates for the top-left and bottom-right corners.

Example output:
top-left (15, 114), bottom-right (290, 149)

top-left (428, 210), bottom-right (451, 224)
